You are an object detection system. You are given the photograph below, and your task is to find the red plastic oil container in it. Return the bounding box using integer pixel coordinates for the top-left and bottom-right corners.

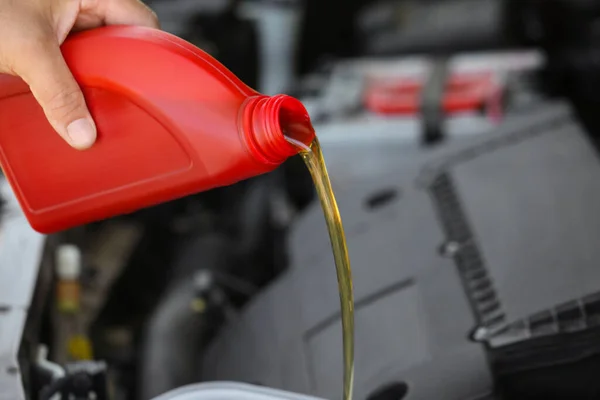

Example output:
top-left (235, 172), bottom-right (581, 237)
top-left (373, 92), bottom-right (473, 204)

top-left (0, 26), bottom-right (315, 234)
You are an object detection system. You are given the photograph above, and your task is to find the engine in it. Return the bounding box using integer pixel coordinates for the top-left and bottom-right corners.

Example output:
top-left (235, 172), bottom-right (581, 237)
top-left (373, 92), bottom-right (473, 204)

top-left (8, 1), bottom-right (600, 399)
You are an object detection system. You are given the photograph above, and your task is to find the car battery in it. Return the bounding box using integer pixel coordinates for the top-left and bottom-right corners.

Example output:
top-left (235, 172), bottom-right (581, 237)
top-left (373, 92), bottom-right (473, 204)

top-left (297, 50), bottom-right (546, 186)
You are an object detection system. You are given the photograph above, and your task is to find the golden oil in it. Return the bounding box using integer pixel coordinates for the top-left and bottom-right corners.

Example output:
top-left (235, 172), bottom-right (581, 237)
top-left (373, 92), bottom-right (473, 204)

top-left (290, 136), bottom-right (355, 400)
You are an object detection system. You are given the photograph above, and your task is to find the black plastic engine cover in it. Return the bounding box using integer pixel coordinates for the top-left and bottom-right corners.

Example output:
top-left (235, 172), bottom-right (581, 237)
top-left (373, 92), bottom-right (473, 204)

top-left (201, 102), bottom-right (600, 399)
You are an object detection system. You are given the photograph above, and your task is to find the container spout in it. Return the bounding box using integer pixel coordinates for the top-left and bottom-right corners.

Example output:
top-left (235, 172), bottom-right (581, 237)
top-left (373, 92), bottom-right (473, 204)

top-left (241, 94), bottom-right (315, 164)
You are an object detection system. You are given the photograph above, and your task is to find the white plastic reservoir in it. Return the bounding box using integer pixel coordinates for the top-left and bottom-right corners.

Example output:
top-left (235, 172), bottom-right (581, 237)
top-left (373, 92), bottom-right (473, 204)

top-left (152, 382), bottom-right (325, 400)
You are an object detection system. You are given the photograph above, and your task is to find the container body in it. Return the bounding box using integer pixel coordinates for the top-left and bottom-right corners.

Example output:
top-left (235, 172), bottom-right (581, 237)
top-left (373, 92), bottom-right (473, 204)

top-left (0, 27), bottom-right (304, 233)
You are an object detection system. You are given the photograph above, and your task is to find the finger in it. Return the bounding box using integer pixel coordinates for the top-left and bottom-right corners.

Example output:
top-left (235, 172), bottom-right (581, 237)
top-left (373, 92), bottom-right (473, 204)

top-left (72, 14), bottom-right (105, 33)
top-left (102, 0), bottom-right (159, 28)
top-left (14, 37), bottom-right (96, 149)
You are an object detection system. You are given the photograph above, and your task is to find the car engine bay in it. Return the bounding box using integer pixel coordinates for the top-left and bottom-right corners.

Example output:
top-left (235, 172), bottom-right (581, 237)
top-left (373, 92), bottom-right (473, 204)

top-left (4, 0), bottom-right (600, 399)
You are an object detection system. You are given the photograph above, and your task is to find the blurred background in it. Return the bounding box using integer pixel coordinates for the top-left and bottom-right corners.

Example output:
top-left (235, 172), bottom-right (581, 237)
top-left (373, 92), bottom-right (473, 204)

top-left (9, 0), bottom-right (600, 399)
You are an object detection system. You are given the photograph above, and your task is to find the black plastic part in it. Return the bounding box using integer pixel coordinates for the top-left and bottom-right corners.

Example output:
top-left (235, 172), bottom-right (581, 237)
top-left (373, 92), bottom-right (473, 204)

top-left (40, 362), bottom-right (108, 400)
top-left (420, 58), bottom-right (449, 146)
top-left (183, 6), bottom-right (259, 90)
top-left (366, 382), bottom-right (409, 400)
top-left (511, 0), bottom-right (600, 145)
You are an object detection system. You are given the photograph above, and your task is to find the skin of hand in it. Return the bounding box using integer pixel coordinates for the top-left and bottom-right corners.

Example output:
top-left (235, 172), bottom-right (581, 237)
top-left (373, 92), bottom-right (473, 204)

top-left (0, 0), bottom-right (159, 149)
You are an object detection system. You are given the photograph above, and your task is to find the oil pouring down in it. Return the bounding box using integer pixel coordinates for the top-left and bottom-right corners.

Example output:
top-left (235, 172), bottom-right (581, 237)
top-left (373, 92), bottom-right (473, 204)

top-left (287, 135), bottom-right (356, 400)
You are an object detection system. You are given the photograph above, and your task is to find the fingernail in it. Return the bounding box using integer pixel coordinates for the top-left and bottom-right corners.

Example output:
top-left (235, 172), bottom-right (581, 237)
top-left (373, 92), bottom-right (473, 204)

top-left (66, 118), bottom-right (96, 149)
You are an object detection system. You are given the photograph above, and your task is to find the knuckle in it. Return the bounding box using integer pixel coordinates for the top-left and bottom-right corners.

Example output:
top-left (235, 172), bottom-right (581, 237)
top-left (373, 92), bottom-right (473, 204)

top-left (150, 11), bottom-right (160, 26)
top-left (142, 6), bottom-right (160, 27)
top-left (9, 35), bottom-right (52, 71)
top-left (45, 89), bottom-right (85, 120)
top-left (15, 31), bottom-right (51, 54)
top-left (139, 1), bottom-right (160, 27)
top-left (81, 0), bottom-right (101, 11)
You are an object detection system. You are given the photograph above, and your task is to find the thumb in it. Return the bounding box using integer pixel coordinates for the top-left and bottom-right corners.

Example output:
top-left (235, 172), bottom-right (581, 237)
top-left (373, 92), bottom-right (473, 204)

top-left (15, 39), bottom-right (96, 150)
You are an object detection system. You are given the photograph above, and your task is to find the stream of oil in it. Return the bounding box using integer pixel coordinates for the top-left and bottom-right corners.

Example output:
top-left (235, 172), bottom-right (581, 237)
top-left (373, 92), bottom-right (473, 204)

top-left (287, 136), bottom-right (355, 400)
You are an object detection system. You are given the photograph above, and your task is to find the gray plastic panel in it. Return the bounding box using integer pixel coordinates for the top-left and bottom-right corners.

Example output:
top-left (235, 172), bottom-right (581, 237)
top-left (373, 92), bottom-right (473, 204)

top-left (201, 101), bottom-right (591, 399)
top-left (203, 164), bottom-right (493, 399)
top-left (451, 124), bottom-right (600, 323)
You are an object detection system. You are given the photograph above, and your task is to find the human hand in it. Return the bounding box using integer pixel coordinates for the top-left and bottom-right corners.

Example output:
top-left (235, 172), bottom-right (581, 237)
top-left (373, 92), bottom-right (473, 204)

top-left (0, 0), bottom-right (159, 149)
